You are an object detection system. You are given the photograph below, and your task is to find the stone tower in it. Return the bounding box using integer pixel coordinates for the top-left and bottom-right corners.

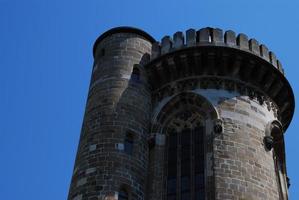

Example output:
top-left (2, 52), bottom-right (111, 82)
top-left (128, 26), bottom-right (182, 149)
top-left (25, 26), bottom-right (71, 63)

top-left (68, 27), bottom-right (294, 200)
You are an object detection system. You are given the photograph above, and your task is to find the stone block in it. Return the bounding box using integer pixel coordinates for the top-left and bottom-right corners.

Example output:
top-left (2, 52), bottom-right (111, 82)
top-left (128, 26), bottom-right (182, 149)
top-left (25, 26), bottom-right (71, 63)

top-left (269, 51), bottom-right (277, 68)
top-left (198, 28), bottom-right (210, 43)
top-left (89, 144), bottom-right (97, 152)
top-left (161, 36), bottom-right (173, 55)
top-left (115, 143), bottom-right (124, 151)
top-left (237, 33), bottom-right (249, 50)
top-left (249, 39), bottom-right (259, 55)
top-left (212, 28), bottom-right (224, 43)
top-left (224, 30), bottom-right (236, 46)
top-left (186, 28), bottom-right (196, 46)
top-left (173, 31), bottom-right (184, 49)
top-left (77, 178), bottom-right (87, 187)
top-left (260, 44), bottom-right (269, 61)
top-left (277, 60), bottom-right (284, 74)
top-left (86, 167), bottom-right (96, 174)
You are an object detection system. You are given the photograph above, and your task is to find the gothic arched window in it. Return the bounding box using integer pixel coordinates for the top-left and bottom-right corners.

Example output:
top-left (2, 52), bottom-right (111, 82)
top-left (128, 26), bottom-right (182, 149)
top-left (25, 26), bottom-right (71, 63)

top-left (165, 111), bottom-right (205, 200)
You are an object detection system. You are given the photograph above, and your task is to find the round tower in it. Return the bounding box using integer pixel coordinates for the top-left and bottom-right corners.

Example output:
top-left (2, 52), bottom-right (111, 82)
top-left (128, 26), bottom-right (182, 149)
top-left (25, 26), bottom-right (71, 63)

top-left (146, 27), bottom-right (294, 200)
top-left (68, 27), bottom-right (154, 200)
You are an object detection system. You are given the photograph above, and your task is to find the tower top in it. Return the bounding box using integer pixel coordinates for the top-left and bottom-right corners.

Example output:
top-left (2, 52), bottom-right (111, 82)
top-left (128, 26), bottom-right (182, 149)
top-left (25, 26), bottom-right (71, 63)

top-left (93, 26), bottom-right (156, 57)
top-left (145, 27), bottom-right (295, 131)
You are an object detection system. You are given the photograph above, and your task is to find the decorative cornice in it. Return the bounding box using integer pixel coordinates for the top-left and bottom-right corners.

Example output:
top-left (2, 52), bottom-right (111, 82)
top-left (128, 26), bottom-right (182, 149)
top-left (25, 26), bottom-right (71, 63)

top-left (152, 76), bottom-right (280, 120)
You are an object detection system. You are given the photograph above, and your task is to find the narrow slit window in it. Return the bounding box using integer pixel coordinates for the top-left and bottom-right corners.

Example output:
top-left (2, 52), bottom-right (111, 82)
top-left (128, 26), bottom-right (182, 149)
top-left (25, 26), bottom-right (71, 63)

top-left (124, 133), bottom-right (134, 155)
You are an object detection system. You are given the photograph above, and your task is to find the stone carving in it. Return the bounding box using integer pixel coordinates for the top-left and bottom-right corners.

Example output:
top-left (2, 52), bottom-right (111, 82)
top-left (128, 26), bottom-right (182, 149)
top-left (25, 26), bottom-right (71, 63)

top-left (213, 119), bottom-right (223, 134)
top-left (152, 77), bottom-right (280, 116)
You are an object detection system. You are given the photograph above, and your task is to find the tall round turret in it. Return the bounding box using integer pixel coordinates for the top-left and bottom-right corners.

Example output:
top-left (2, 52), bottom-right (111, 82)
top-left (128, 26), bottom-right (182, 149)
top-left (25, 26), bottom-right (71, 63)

top-left (68, 27), bottom-right (154, 200)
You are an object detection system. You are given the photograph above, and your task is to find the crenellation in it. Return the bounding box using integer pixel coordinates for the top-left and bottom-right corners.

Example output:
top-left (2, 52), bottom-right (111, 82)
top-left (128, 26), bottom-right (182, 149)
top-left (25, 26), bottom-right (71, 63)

top-left (249, 39), bottom-right (260, 55)
top-left (198, 27), bottom-right (211, 43)
top-left (224, 30), bottom-right (237, 46)
top-left (260, 44), bottom-right (270, 61)
top-left (161, 36), bottom-right (172, 55)
top-left (186, 28), bottom-right (196, 46)
top-left (237, 33), bottom-right (249, 50)
top-left (173, 31), bottom-right (184, 49)
top-left (277, 60), bottom-right (283, 74)
top-left (212, 28), bottom-right (224, 43)
top-left (269, 51), bottom-right (277, 68)
top-left (149, 27), bottom-right (285, 78)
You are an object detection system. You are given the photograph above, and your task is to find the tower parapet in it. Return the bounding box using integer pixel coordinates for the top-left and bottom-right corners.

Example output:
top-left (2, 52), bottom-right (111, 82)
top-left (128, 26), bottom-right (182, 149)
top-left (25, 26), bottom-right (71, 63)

top-left (151, 27), bottom-right (284, 74)
top-left (146, 27), bottom-right (294, 131)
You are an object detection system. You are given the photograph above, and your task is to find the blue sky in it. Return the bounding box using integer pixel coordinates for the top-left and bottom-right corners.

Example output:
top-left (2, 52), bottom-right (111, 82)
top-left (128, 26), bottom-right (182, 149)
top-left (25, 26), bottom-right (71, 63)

top-left (0, 0), bottom-right (298, 199)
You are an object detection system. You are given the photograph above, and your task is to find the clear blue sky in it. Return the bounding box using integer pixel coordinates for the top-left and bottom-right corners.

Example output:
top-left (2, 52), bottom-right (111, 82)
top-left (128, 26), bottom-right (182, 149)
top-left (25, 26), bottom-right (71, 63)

top-left (0, 0), bottom-right (298, 199)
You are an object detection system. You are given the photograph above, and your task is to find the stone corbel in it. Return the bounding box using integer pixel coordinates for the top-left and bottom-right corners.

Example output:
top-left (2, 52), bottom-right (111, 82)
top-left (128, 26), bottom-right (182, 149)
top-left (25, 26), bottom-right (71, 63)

top-left (213, 119), bottom-right (223, 134)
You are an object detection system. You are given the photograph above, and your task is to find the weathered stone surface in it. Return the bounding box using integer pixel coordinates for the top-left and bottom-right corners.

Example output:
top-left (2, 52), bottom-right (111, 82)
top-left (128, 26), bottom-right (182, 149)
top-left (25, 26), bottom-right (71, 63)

top-left (237, 33), bottom-right (249, 50)
top-left (249, 38), bottom-right (260, 55)
top-left (225, 30), bottom-right (236, 46)
top-left (186, 28), bottom-right (196, 46)
top-left (173, 31), bottom-right (184, 49)
top-left (198, 27), bottom-right (210, 42)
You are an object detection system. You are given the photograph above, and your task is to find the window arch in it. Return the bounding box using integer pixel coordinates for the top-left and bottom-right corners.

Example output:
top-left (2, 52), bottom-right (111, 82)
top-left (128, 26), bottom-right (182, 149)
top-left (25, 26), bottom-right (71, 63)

top-left (150, 92), bottom-right (219, 200)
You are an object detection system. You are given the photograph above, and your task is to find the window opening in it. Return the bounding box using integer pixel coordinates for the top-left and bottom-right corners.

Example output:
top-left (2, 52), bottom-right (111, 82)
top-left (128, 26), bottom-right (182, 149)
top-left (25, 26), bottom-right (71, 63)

top-left (124, 133), bottom-right (134, 155)
top-left (166, 112), bottom-right (205, 200)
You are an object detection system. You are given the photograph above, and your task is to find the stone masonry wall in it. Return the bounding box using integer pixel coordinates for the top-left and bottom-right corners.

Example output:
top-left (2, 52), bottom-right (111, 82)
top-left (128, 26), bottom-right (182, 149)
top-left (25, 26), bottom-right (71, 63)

top-left (68, 32), bottom-right (152, 200)
top-left (148, 89), bottom-right (281, 200)
top-left (213, 91), bottom-right (280, 199)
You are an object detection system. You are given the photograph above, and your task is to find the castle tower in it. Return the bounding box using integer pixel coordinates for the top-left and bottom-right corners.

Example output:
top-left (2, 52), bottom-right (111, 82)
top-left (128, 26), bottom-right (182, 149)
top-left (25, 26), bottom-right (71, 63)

top-left (68, 27), bottom-right (294, 200)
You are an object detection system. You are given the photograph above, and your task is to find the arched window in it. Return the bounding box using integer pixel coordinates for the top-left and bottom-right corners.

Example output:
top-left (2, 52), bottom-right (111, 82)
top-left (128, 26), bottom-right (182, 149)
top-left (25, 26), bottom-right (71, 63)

top-left (166, 111), bottom-right (205, 200)
top-left (118, 188), bottom-right (129, 200)
top-left (124, 132), bottom-right (134, 155)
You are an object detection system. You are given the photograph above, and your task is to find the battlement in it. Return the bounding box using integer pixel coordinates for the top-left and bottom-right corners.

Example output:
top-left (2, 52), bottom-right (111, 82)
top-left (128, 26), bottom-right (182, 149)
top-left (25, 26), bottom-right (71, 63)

top-left (151, 27), bottom-right (284, 74)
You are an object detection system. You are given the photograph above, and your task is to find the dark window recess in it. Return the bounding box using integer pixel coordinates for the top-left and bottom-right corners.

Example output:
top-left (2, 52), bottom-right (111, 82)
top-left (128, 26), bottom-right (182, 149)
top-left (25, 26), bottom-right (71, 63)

top-left (119, 189), bottom-right (129, 200)
top-left (124, 133), bottom-right (134, 155)
top-left (166, 122), bottom-right (205, 200)
top-left (131, 67), bottom-right (140, 82)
